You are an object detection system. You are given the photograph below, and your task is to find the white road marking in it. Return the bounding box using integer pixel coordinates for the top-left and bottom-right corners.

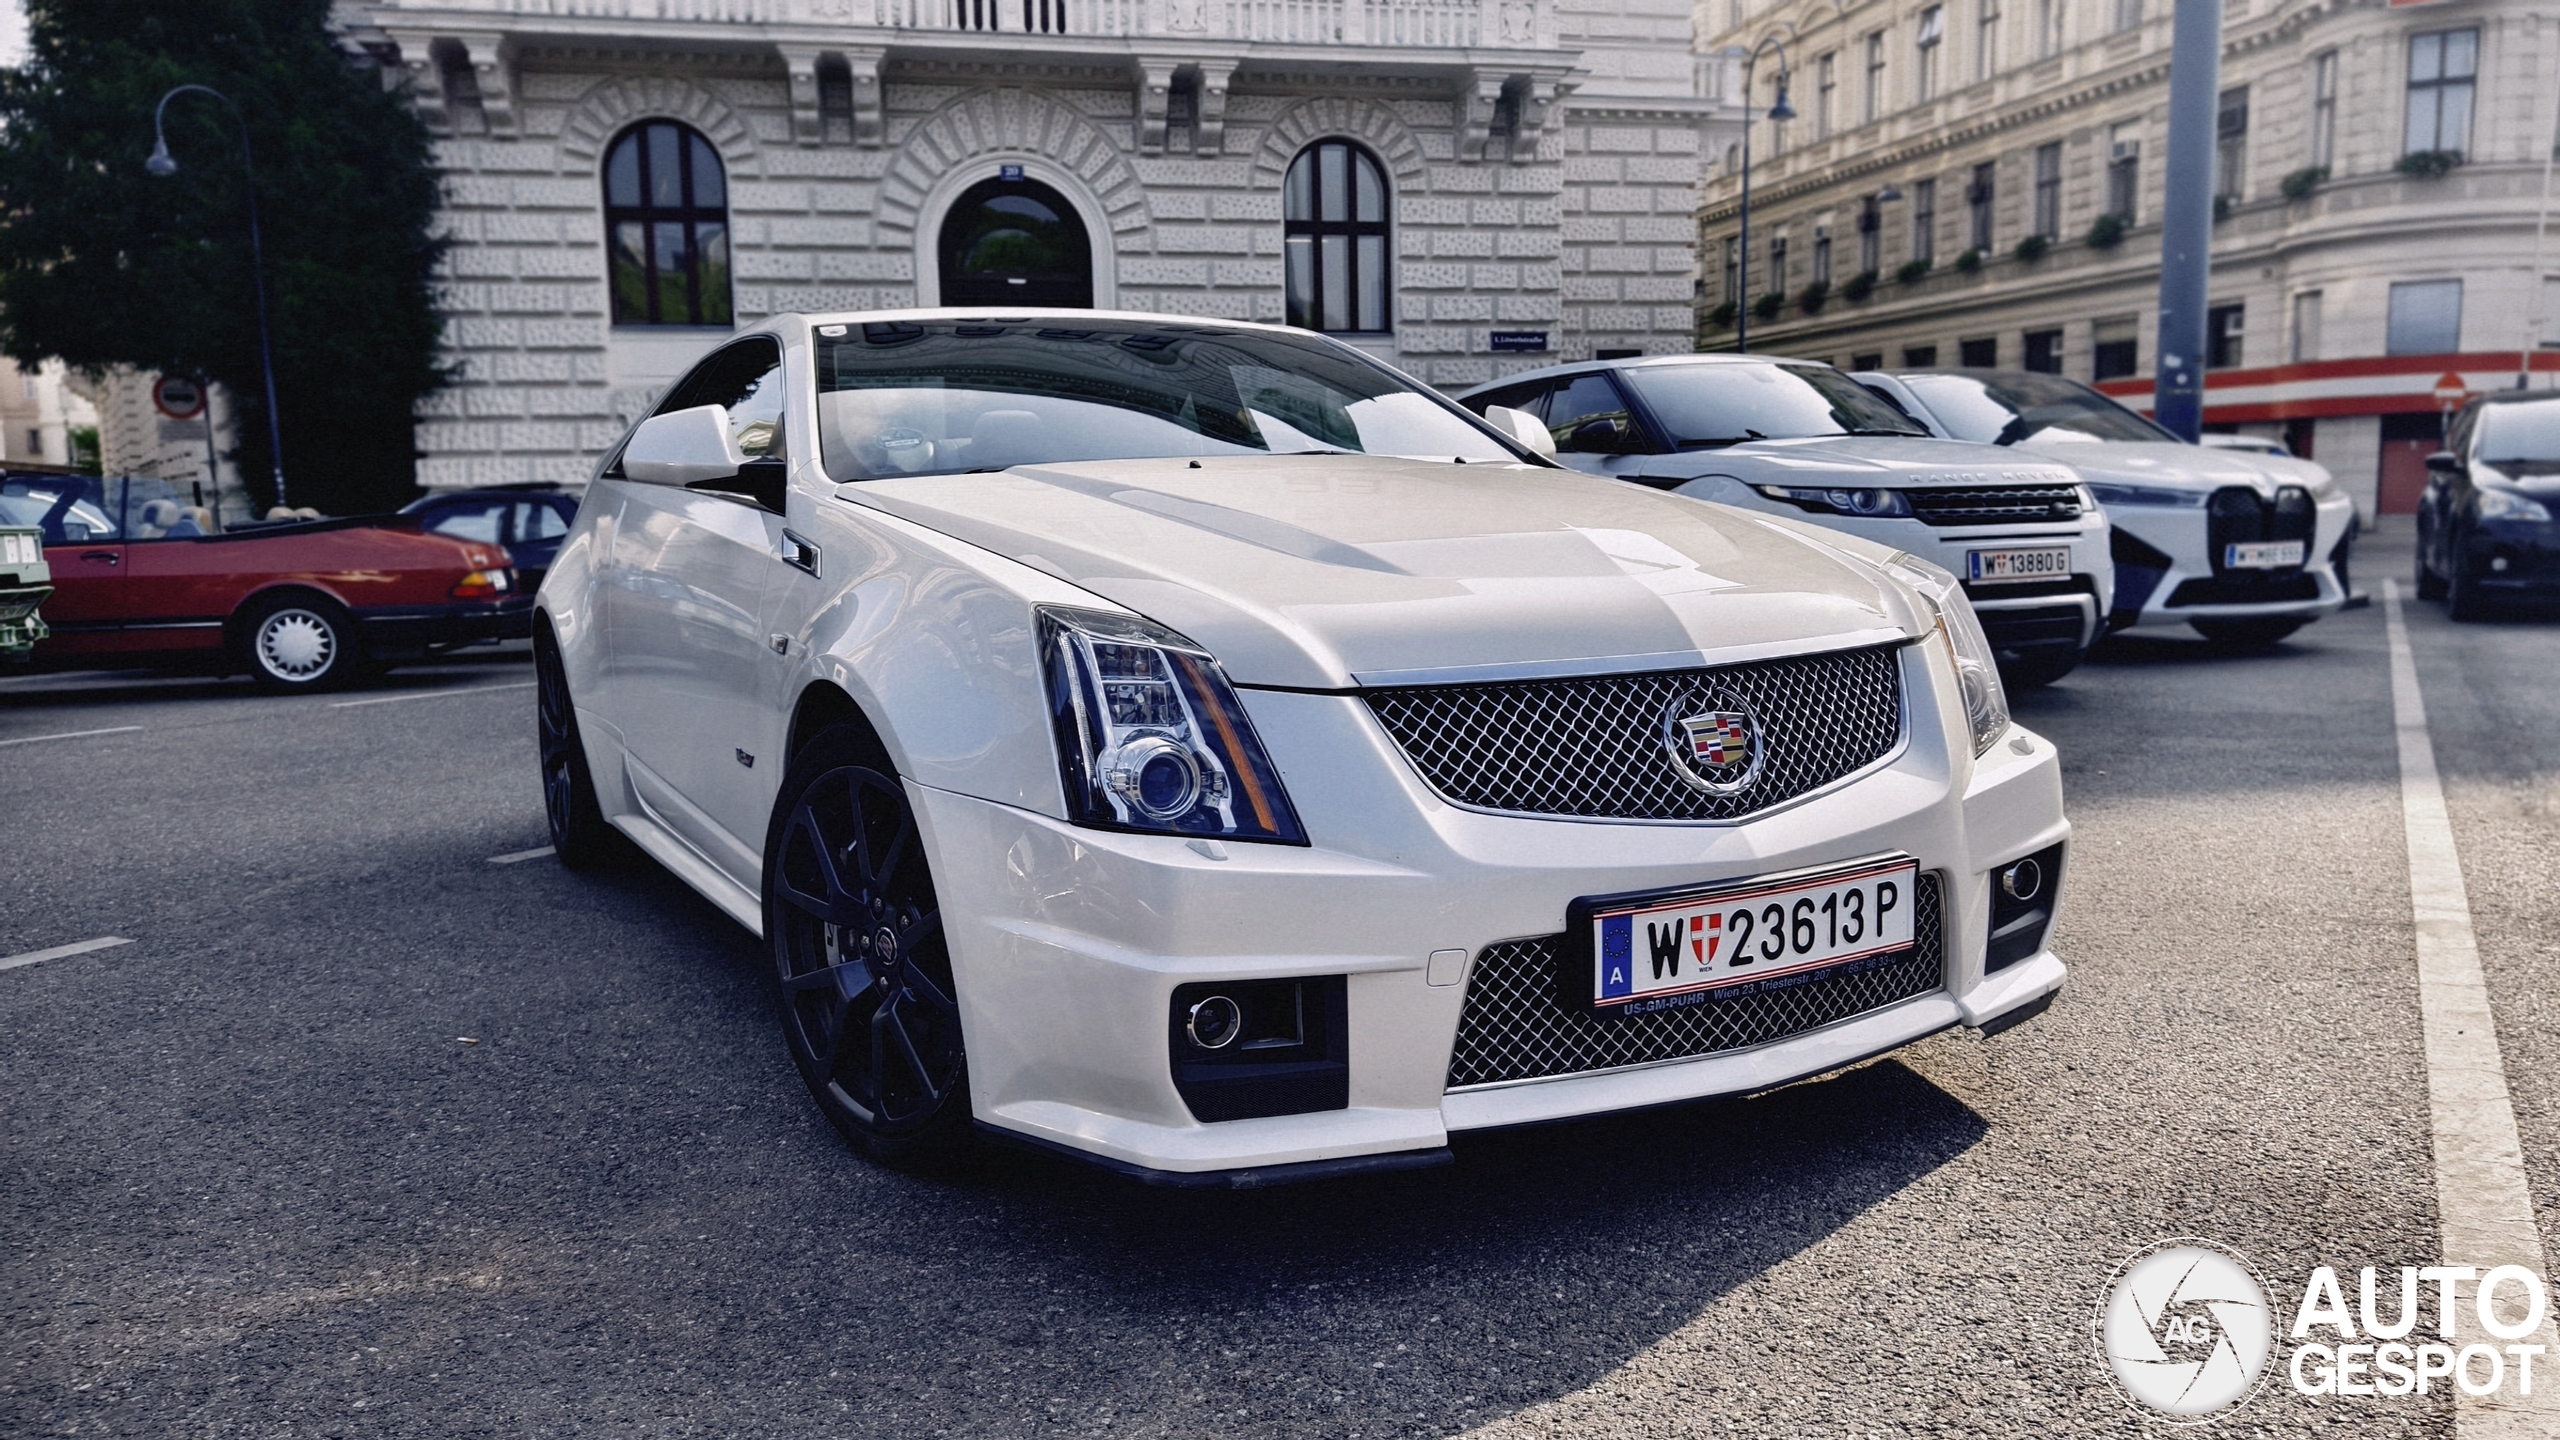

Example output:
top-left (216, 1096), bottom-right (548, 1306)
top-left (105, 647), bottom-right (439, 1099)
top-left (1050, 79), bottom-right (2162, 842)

top-left (0, 725), bottom-right (143, 747)
top-left (329, 681), bottom-right (534, 709)
top-left (2383, 578), bottom-right (2560, 1437)
top-left (488, 846), bottom-right (555, 865)
top-left (0, 936), bottom-right (132, 973)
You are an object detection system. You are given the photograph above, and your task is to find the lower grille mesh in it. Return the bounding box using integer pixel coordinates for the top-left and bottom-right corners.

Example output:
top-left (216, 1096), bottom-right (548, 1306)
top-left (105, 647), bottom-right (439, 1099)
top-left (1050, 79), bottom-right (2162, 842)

top-left (1447, 873), bottom-right (1944, 1089)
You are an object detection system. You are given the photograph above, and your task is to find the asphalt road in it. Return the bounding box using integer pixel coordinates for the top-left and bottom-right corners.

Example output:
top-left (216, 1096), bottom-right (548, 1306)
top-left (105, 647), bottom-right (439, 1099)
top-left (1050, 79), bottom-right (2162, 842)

top-left (2, 527), bottom-right (2551, 1438)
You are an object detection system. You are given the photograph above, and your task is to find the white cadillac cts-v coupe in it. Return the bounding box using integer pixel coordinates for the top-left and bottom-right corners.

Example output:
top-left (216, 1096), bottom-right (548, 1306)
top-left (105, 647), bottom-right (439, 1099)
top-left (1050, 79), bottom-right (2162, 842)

top-left (534, 310), bottom-right (2070, 1184)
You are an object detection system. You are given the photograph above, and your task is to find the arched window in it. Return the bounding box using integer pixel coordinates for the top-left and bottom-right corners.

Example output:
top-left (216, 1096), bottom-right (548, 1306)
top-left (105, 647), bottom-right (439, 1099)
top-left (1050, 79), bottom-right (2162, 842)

top-left (1283, 141), bottom-right (1389, 334)
top-left (938, 176), bottom-right (1094, 309)
top-left (604, 121), bottom-right (732, 327)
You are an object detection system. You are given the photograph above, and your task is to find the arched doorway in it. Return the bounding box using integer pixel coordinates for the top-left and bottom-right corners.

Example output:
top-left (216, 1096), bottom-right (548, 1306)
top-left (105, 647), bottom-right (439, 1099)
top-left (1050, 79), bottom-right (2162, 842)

top-left (937, 177), bottom-right (1093, 309)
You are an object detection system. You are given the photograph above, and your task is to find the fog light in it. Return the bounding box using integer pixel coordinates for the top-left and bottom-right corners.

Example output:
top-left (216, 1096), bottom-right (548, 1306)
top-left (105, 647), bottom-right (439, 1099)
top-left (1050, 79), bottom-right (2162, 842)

top-left (2001, 857), bottom-right (2044, 902)
top-left (1185, 994), bottom-right (1241, 1050)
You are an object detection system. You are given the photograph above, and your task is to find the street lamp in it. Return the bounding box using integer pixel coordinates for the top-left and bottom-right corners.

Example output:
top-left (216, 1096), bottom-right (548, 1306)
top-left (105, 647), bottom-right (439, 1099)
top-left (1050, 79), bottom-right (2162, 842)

top-left (1732, 37), bottom-right (1793, 355)
top-left (148, 84), bottom-right (289, 512)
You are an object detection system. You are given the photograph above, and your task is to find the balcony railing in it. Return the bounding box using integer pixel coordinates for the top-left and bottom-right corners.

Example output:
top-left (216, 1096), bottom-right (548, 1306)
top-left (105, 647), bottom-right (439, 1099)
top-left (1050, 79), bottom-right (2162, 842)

top-left (372, 0), bottom-right (1526, 47)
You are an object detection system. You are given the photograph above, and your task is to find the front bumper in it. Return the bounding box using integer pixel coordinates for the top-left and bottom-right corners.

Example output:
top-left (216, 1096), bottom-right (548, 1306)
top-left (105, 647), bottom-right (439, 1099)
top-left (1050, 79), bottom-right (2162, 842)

top-left (2108, 490), bottom-right (2355, 630)
top-left (352, 593), bottom-right (533, 650)
top-left (2458, 522), bottom-right (2560, 596)
top-left (0, 582), bottom-right (51, 656)
top-left (916, 643), bottom-right (2069, 1178)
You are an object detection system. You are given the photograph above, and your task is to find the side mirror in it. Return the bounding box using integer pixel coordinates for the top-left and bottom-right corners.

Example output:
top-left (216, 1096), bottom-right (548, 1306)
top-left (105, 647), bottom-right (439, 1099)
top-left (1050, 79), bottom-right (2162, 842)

top-left (1568, 418), bottom-right (1639, 455)
top-left (622, 404), bottom-right (742, 486)
top-left (2423, 451), bottom-right (2462, 476)
top-left (1482, 404), bottom-right (1557, 460)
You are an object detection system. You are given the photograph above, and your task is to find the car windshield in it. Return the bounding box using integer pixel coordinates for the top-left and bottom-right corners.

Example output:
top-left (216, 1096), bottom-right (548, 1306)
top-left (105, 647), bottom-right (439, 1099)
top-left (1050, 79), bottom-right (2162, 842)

top-left (814, 321), bottom-right (1514, 481)
top-left (1900, 372), bottom-right (2173, 446)
top-left (1614, 362), bottom-right (1928, 448)
top-left (2477, 400), bottom-right (2560, 472)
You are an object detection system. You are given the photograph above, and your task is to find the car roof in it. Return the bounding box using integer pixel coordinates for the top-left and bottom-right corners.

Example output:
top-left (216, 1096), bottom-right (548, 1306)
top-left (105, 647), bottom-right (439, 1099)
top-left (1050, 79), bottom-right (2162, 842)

top-left (1457, 352), bottom-right (1833, 396)
top-left (767, 306), bottom-right (1307, 339)
top-left (1856, 367), bottom-right (2095, 386)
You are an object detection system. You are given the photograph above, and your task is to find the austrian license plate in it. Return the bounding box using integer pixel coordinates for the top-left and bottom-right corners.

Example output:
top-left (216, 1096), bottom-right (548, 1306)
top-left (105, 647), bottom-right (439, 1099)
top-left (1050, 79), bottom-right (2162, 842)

top-left (2224, 540), bottom-right (2305, 569)
top-left (1573, 857), bottom-right (1921, 1016)
top-left (1966, 546), bottom-right (2073, 582)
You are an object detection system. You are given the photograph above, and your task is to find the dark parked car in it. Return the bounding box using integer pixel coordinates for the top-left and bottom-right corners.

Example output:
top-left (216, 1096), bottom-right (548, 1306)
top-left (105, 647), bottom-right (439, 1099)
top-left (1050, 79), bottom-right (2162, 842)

top-left (2418, 391), bottom-right (2560, 620)
top-left (0, 473), bottom-right (524, 690)
top-left (399, 485), bottom-right (579, 593)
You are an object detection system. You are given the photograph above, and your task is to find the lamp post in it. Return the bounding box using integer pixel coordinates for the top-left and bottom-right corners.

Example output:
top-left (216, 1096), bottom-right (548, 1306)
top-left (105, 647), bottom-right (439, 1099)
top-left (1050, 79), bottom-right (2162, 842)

top-left (1732, 37), bottom-right (1794, 355)
top-left (148, 84), bottom-right (289, 512)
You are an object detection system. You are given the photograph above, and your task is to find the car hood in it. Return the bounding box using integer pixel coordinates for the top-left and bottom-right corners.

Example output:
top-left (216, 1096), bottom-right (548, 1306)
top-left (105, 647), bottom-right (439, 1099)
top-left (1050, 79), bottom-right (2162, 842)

top-left (2470, 458), bottom-right (2560, 494)
top-left (844, 455), bottom-right (1920, 689)
top-left (1647, 434), bottom-right (2083, 487)
top-left (2014, 438), bottom-right (2316, 493)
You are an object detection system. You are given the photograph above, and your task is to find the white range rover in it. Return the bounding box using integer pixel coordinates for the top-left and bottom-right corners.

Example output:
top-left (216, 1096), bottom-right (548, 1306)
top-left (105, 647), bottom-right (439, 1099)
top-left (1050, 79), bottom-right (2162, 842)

top-left (534, 310), bottom-right (2069, 1184)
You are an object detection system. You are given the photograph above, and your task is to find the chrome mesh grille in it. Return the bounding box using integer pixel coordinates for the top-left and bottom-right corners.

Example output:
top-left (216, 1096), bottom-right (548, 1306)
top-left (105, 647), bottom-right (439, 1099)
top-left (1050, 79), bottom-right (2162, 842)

top-left (1447, 874), bottom-right (1943, 1089)
top-left (1906, 485), bottom-right (2086, 527)
top-left (1364, 644), bottom-right (1905, 822)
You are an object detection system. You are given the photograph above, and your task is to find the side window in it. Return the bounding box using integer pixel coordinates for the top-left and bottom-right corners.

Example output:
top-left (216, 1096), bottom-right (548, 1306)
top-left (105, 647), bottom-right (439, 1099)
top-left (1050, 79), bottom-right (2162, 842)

top-left (2445, 405), bottom-right (2476, 462)
top-left (1467, 381), bottom-right (1549, 419)
top-left (515, 501), bottom-right (570, 542)
top-left (426, 504), bottom-right (505, 545)
top-left (1547, 374), bottom-right (1644, 453)
top-left (657, 337), bottom-right (787, 462)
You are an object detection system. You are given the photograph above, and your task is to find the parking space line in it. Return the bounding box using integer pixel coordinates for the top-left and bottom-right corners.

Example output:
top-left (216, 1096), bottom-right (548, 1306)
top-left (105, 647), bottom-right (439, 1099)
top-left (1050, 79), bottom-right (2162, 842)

top-left (488, 846), bottom-right (555, 865)
top-left (0, 936), bottom-right (132, 973)
top-left (329, 681), bottom-right (534, 709)
top-left (0, 725), bottom-right (144, 747)
top-left (2383, 578), bottom-right (2560, 1437)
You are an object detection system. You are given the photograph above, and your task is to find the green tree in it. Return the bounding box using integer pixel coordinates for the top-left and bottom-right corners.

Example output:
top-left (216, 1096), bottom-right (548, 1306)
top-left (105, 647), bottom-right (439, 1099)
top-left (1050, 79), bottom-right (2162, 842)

top-left (0, 0), bottom-right (445, 515)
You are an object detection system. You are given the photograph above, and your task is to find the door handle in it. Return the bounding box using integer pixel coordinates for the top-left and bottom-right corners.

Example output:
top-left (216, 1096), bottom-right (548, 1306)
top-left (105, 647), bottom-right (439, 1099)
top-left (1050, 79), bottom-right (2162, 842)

top-left (79, 550), bottom-right (119, 565)
top-left (779, 529), bottom-right (820, 578)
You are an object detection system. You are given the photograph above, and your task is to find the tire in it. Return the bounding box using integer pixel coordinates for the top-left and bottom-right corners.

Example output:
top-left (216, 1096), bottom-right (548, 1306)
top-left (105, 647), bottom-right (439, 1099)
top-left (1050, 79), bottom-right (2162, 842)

top-left (1998, 648), bottom-right (2085, 689)
top-left (2447, 561), bottom-right (2493, 623)
top-left (2190, 617), bottom-right (2306, 649)
top-left (763, 723), bottom-right (971, 1163)
top-left (238, 591), bottom-right (366, 692)
top-left (2415, 532), bottom-right (2447, 602)
top-left (533, 619), bottom-right (628, 871)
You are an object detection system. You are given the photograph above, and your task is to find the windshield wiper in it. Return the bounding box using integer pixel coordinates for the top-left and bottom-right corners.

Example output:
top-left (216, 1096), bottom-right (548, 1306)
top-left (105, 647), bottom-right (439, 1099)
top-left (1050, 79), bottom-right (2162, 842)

top-left (1843, 426), bottom-right (1929, 437)
top-left (1676, 429), bottom-right (1768, 450)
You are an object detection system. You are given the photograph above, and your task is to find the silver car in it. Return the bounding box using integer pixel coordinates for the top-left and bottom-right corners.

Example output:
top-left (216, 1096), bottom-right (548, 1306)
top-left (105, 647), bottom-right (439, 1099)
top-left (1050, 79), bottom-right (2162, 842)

top-left (1460, 355), bottom-right (2113, 687)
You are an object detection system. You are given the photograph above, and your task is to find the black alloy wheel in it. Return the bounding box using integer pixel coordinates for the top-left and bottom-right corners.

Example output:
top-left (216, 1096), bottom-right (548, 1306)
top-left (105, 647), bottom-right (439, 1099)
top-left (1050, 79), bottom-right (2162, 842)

top-left (2190, 617), bottom-right (2306, 649)
top-left (2446, 552), bottom-right (2492, 623)
top-left (533, 619), bottom-right (627, 870)
top-left (764, 725), bottom-right (970, 1161)
top-left (2415, 526), bottom-right (2448, 602)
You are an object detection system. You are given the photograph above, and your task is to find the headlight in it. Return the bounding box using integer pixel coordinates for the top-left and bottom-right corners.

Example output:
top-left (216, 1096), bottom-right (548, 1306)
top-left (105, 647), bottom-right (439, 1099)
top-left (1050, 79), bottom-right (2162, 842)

top-left (1756, 484), bottom-right (1914, 518)
top-left (2083, 481), bottom-right (2207, 508)
top-left (1885, 553), bottom-right (2009, 756)
top-left (2477, 487), bottom-right (2554, 523)
top-left (1038, 606), bottom-right (1307, 845)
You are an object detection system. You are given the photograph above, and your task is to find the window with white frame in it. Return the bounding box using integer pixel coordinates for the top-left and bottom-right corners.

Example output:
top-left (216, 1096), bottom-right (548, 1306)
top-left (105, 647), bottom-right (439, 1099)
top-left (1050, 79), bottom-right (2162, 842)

top-left (2403, 28), bottom-right (2477, 158)
top-left (2215, 87), bottom-right (2249, 201)
top-left (1976, 0), bottom-right (1999, 81)
top-left (2112, 0), bottom-right (2141, 34)
top-left (2036, 0), bottom-right (2062, 58)
top-left (2386, 279), bottom-right (2461, 356)
top-left (2290, 291), bottom-right (2321, 364)
top-left (1865, 32), bottom-right (1887, 122)
top-left (1917, 7), bottom-right (1944, 102)
top-left (2106, 122), bottom-right (2139, 222)
top-left (2032, 142), bottom-right (2061, 239)
top-left (1912, 178), bottom-right (1936, 264)
top-left (1813, 223), bottom-right (1833, 287)
top-left (1817, 52), bottom-right (1836, 140)
top-left (2308, 50), bottom-right (2337, 170)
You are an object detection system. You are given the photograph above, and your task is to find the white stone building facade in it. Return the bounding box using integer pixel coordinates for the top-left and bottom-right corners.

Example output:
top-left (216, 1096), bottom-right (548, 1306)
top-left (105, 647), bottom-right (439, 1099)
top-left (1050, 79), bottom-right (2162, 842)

top-left (1696, 0), bottom-right (2557, 517)
top-left (332, 0), bottom-right (1739, 492)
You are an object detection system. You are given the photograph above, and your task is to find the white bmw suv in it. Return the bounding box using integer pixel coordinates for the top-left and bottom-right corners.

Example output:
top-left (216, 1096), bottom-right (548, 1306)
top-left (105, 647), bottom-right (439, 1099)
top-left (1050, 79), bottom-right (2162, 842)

top-left (534, 310), bottom-right (2069, 1184)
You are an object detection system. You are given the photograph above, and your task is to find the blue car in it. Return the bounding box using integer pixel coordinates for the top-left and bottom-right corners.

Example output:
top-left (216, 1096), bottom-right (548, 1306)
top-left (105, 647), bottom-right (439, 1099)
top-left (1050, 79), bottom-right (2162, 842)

top-left (2418, 392), bottom-right (2560, 620)
top-left (399, 485), bottom-right (578, 596)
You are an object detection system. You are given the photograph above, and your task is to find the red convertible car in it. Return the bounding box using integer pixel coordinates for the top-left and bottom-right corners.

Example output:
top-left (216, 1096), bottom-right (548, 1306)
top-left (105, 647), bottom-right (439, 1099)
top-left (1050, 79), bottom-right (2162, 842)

top-left (0, 472), bottom-right (531, 690)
